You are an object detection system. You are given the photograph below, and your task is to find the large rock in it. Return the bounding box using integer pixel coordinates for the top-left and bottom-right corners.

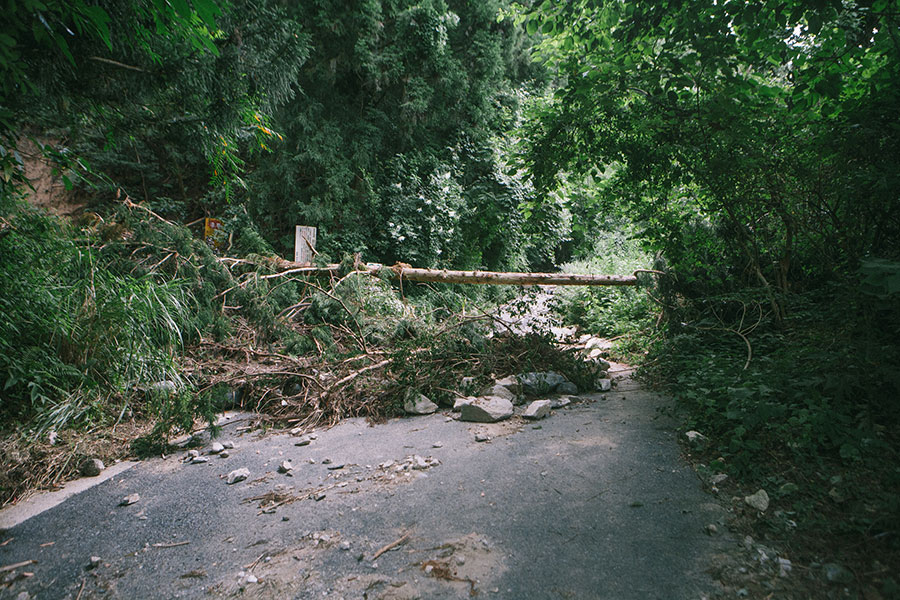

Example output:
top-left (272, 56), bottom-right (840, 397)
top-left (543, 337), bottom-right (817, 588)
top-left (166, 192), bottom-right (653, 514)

top-left (518, 372), bottom-right (568, 397)
top-left (459, 396), bottom-right (514, 423)
top-left (404, 392), bottom-right (438, 415)
top-left (522, 400), bottom-right (552, 420)
top-left (595, 378), bottom-right (612, 392)
top-left (453, 396), bottom-right (477, 412)
top-left (556, 381), bottom-right (578, 395)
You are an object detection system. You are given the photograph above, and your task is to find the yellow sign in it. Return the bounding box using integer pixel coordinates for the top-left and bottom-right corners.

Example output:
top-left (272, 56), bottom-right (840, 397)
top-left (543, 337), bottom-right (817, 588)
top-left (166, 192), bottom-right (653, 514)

top-left (204, 218), bottom-right (227, 251)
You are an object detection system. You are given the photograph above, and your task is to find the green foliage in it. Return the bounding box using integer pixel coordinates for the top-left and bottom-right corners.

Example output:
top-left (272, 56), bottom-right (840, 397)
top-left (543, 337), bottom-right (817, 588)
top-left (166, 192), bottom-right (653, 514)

top-left (552, 229), bottom-right (654, 337)
top-left (640, 287), bottom-right (900, 539)
top-left (520, 0), bottom-right (900, 295)
top-left (245, 0), bottom-right (547, 269)
top-left (0, 201), bottom-right (196, 433)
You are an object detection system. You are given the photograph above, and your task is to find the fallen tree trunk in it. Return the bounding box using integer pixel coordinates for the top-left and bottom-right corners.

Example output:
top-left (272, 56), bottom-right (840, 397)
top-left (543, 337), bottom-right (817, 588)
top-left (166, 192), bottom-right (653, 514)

top-left (240, 259), bottom-right (639, 287)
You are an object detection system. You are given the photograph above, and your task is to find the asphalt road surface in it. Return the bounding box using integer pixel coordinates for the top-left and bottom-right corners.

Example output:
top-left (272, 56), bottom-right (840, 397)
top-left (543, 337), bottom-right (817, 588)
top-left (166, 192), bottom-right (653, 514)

top-left (0, 365), bottom-right (732, 599)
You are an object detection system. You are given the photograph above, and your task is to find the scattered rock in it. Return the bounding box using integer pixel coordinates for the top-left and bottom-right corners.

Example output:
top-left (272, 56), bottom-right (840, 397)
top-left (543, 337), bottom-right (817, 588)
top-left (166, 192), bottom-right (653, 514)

top-left (403, 392), bottom-right (438, 415)
top-left (705, 524), bottom-right (718, 536)
top-left (48, 431), bottom-right (58, 446)
top-left (209, 442), bottom-right (225, 454)
top-left (226, 468), bottom-right (250, 485)
top-left (80, 458), bottom-right (105, 477)
top-left (119, 493), bottom-right (140, 506)
top-left (327, 463), bottom-right (345, 470)
top-left (294, 437), bottom-right (312, 446)
top-left (710, 473), bottom-right (729, 485)
top-left (187, 449), bottom-right (200, 459)
top-left (550, 396), bottom-right (572, 409)
top-left (219, 450), bottom-right (230, 458)
top-left (88, 556), bottom-right (102, 570)
top-left (278, 460), bottom-right (293, 473)
top-left (777, 557), bottom-right (792, 577)
top-left (556, 381), bottom-right (578, 395)
top-left (684, 430), bottom-right (708, 448)
top-left (517, 371), bottom-right (568, 396)
top-left (475, 433), bottom-right (490, 442)
top-left (744, 489), bottom-right (770, 512)
top-left (313, 492), bottom-right (326, 502)
top-left (222, 441), bottom-right (235, 449)
top-left (191, 456), bottom-right (210, 464)
top-left (522, 400), bottom-right (552, 420)
top-left (432, 442), bottom-right (443, 448)
top-left (595, 378), bottom-right (612, 392)
top-left (245, 574), bottom-right (258, 584)
top-left (823, 562), bottom-right (853, 584)
top-left (15, 591), bottom-right (29, 600)
top-left (322, 458), bottom-right (332, 465)
top-left (459, 396), bottom-right (514, 423)
top-left (340, 541), bottom-right (351, 551)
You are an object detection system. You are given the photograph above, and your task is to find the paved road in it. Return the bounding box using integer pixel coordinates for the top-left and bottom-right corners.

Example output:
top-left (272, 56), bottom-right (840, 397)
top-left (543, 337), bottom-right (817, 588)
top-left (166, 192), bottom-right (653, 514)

top-left (0, 366), bottom-right (731, 599)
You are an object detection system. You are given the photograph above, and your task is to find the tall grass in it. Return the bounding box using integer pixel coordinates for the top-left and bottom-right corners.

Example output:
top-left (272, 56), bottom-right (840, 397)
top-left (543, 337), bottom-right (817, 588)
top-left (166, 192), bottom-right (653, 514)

top-left (0, 201), bottom-right (195, 435)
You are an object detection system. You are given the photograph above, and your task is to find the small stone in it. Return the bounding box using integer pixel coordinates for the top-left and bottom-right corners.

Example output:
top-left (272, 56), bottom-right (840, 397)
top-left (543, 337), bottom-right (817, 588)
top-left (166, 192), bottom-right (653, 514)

top-left (432, 442), bottom-right (443, 448)
top-left (823, 563), bottom-right (853, 584)
top-left (744, 489), bottom-right (770, 512)
top-left (313, 493), bottom-right (326, 502)
top-left (456, 555), bottom-right (466, 566)
top-left (424, 564), bottom-right (434, 574)
top-left (522, 400), bottom-right (552, 420)
top-left (278, 460), bottom-right (293, 473)
top-left (412, 455), bottom-right (429, 470)
top-left (219, 450), bottom-right (230, 458)
top-left (119, 493), bottom-right (140, 506)
top-left (191, 456), bottom-right (209, 464)
top-left (327, 463), bottom-right (345, 470)
top-left (187, 449), bottom-right (200, 459)
top-left (226, 468), bottom-right (250, 485)
top-left (595, 378), bottom-right (612, 392)
top-left (15, 591), bottom-right (29, 600)
top-left (475, 433), bottom-right (490, 442)
top-left (209, 442), bottom-right (225, 454)
top-left (294, 438), bottom-right (312, 447)
top-left (532, 425), bottom-right (542, 430)
top-left (222, 441), bottom-right (235, 449)
top-left (705, 524), bottom-right (718, 536)
top-left (403, 392), bottom-right (438, 415)
top-left (290, 427), bottom-right (303, 435)
top-left (550, 396), bottom-right (572, 409)
top-left (80, 458), bottom-right (105, 477)
top-left (245, 574), bottom-right (258, 584)
top-left (777, 557), bottom-right (792, 577)
top-left (88, 556), bottom-right (102, 569)
top-left (307, 458), bottom-right (316, 464)
top-left (322, 458), bottom-right (332, 465)
top-left (710, 473), bottom-right (728, 485)
top-left (48, 431), bottom-right (58, 445)
top-left (340, 541), bottom-right (351, 551)
top-left (684, 430), bottom-right (708, 448)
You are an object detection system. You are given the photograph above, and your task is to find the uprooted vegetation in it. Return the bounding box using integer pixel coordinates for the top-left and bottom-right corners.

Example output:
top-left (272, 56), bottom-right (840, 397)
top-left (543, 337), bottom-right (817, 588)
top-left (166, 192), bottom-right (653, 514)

top-left (0, 197), bottom-right (596, 506)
